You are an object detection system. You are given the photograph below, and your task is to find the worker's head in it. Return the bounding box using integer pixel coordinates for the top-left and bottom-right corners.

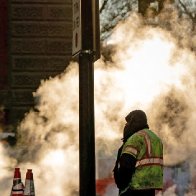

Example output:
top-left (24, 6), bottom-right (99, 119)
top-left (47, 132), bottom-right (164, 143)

top-left (123, 110), bottom-right (149, 142)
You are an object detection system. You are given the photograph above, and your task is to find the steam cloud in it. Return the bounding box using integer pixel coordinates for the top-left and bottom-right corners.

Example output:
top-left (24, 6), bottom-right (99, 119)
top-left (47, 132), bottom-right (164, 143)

top-left (0, 7), bottom-right (196, 196)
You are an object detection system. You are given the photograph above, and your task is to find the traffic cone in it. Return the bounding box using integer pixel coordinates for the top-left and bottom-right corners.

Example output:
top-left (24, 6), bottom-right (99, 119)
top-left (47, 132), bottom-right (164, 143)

top-left (11, 168), bottom-right (24, 196)
top-left (24, 169), bottom-right (35, 196)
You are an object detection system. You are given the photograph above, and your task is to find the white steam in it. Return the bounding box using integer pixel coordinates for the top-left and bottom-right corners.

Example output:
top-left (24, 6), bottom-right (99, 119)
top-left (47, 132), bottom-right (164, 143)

top-left (0, 11), bottom-right (196, 196)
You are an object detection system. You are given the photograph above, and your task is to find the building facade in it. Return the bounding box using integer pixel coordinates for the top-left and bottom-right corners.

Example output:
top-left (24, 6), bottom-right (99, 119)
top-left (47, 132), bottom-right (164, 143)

top-left (0, 0), bottom-right (72, 126)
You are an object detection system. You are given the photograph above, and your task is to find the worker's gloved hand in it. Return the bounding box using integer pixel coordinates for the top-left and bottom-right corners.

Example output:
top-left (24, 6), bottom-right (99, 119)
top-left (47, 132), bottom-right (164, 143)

top-left (113, 163), bottom-right (121, 189)
top-left (113, 145), bottom-right (123, 189)
top-left (113, 163), bottom-right (129, 190)
top-left (116, 145), bottom-right (123, 161)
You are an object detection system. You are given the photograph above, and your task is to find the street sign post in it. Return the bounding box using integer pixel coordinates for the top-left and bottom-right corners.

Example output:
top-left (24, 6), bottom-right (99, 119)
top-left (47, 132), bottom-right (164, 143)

top-left (72, 0), bottom-right (100, 61)
top-left (72, 0), bottom-right (81, 56)
top-left (72, 1), bottom-right (100, 196)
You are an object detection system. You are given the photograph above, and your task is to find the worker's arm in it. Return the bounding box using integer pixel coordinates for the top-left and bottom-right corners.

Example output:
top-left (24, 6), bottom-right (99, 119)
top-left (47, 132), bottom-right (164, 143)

top-left (114, 153), bottom-right (136, 190)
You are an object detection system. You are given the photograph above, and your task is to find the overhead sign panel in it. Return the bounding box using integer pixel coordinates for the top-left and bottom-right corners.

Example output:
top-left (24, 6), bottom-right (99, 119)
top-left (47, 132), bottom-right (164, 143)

top-left (72, 0), bottom-right (82, 56)
top-left (72, 0), bottom-right (100, 61)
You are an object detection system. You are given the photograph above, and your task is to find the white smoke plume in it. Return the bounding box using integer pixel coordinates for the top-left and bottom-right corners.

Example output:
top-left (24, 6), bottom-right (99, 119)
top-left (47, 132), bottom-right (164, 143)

top-left (0, 10), bottom-right (196, 196)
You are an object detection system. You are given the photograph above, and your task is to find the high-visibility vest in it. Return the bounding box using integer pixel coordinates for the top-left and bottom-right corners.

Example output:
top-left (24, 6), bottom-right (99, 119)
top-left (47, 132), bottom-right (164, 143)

top-left (120, 129), bottom-right (163, 195)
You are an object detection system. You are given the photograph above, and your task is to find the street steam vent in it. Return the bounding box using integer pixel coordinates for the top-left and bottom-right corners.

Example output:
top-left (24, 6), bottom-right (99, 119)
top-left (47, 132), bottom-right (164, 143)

top-left (1, 9), bottom-right (196, 196)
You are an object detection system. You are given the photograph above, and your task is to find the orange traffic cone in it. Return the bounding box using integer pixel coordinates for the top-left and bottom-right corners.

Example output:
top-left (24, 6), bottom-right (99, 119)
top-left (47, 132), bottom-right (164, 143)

top-left (11, 168), bottom-right (24, 196)
top-left (24, 169), bottom-right (35, 196)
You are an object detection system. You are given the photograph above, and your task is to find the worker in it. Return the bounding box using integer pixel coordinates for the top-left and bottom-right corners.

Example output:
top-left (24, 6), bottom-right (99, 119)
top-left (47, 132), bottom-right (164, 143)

top-left (113, 110), bottom-right (163, 196)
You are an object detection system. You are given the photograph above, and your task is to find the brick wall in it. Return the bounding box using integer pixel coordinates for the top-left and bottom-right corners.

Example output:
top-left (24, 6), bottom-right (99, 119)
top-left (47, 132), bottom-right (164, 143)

top-left (9, 0), bottom-right (73, 123)
top-left (0, 0), bottom-right (8, 89)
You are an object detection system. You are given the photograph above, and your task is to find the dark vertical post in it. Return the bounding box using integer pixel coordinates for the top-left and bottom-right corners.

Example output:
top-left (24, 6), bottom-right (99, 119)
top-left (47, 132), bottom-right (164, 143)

top-left (79, 0), bottom-right (98, 195)
top-left (72, 0), bottom-right (99, 194)
top-left (79, 51), bottom-right (95, 196)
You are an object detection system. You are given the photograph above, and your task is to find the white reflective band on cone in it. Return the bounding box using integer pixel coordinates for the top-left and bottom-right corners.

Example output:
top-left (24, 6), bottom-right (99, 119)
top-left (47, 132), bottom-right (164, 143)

top-left (136, 158), bottom-right (163, 167)
top-left (24, 180), bottom-right (35, 195)
top-left (12, 190), bottom-right (24, 194)
top-left (12, 183), bottom-right (24, 190)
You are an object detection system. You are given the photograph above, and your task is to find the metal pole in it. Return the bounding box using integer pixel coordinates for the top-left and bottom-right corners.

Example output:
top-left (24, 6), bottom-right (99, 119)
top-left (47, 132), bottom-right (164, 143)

top-left (76, 0), bottom-right (99, 195)
top-left (79, 50), bottom-right (96, 196)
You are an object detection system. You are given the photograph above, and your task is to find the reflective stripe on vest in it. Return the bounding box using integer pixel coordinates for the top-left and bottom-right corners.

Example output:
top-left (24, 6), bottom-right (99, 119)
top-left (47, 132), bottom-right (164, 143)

top-left (137, 130), bottom-right (151, 157)
top-left (136, 157), bottom-right (163, 168)
top-left (123, 145), bottom-right (138, 156)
